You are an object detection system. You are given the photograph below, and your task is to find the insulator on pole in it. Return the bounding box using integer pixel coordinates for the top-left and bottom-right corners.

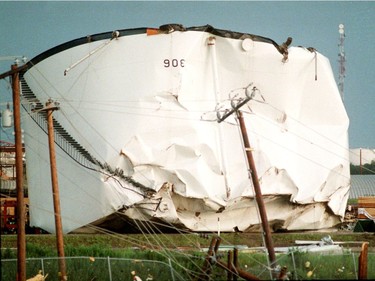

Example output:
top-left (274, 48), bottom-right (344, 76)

top-left (1, 102), bottom-right (13, 127)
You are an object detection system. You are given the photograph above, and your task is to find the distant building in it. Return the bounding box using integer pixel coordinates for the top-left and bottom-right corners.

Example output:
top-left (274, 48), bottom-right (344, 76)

top-left (350, 175), bottom-right (375, 200)
top-left (0, 141), bottom-right (26, 196)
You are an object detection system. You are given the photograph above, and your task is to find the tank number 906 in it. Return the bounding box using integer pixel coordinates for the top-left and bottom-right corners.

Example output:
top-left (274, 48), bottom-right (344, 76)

top-left (164, 59), bottom-right (185, 68)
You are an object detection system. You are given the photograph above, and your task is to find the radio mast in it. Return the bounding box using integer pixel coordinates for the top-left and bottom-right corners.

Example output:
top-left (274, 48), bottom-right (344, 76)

top-left (338, 24), bottom-right (346, 100)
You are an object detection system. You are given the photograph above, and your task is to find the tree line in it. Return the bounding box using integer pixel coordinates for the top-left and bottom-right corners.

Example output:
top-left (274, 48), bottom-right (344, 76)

top-left (350, 161), bottom-right (375, 175)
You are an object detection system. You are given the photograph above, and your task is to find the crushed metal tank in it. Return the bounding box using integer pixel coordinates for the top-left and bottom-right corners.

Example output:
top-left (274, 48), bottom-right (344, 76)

top-left (20, 24), bottom-right (350, 233)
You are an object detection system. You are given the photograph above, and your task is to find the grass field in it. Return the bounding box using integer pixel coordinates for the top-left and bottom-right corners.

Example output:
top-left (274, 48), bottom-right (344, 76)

top-left (1, 231), bottom-right (374, 251)
top-left (1, 231), bottom-right (374, 280)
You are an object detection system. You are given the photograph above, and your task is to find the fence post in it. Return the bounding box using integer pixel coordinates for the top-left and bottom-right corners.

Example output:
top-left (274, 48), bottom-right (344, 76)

top-left (352, 252), bottom-right (358, 279)
top-left (290, 251), bottom-right (297, 280)
top-left (107, 256), bottom-right (113, 281)
top-left (41, 258), bottom-right (45, 277)
top-left (168, 258), bottom-right (176, 281)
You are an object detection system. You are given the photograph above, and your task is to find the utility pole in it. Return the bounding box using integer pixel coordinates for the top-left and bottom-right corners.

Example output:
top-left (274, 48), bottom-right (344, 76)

top-left (11, 64), bottom-right (26, 281)
top-left (42, 99), bottom-right (67, 281)
top-left (237, 111), bottom-right (276, 267)
top-left (217, 86), bottom-right (276, 269)
top-left (1, 60), bottom-right (28, 281)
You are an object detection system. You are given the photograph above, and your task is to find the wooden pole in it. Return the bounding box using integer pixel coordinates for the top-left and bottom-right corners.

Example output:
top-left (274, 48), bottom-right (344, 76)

top-left (199, 236), bottom-right (260, 281)
top-left (45, 100), bottom-right (67, 281)
top-left (237, 111), bottom-right (276, 268)
top-left (198, 236), bottom-right (219, 280)
top-left (227, 250), bottom-right (233, 281)
top-left (12, 64), bottom-right (26, 281)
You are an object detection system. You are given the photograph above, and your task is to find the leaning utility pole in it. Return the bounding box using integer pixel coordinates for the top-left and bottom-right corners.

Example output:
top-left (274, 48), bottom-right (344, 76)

top-left (217, 86), bottom-right (276, 269)
top-left (236, 111), bottom-right (276, 267)
top-left (42, 99), bottom-right (67, 281)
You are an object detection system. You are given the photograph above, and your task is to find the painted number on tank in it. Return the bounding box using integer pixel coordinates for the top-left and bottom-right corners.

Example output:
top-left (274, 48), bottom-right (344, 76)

top-left (164, 59), bottom-right (185, 68)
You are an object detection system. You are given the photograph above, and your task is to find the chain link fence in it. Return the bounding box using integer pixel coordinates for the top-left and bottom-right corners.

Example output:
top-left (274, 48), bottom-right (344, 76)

top-left (1, 251), bottom-right (374, 280)
top-left (1, 256), bottom-right (185, 280)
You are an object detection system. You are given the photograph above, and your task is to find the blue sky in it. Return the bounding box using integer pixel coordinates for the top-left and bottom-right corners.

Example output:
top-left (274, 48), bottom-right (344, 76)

top-left (0, 1), bottom-right (374, 149)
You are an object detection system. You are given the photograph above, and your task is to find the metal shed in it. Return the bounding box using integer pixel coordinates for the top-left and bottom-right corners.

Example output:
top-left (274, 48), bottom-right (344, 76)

top-left (350, 175), bottom-right (375, 199)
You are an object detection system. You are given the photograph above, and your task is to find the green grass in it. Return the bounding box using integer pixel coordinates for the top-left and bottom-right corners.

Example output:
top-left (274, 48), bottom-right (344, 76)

top-left (2, 242), bottom-right (375, 280)
top-left (1, 254), bottom-right (183, 280)
top-left (1, 232), bottom-right (374, 280)
top-left (2, 232), bottom-right (374, 249)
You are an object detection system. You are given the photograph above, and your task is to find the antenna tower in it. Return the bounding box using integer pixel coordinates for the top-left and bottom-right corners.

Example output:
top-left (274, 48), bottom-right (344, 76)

top-left (338, 24), bottom-right (346, 100)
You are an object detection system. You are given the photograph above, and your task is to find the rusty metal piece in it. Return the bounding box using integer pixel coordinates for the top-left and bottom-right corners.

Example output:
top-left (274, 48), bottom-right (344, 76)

top-left (198, 236), bottom-right (221, 280)
top-left (199, 236), bottom-right (260, 281)
top-left (358, 242), bottom-right (369, 280)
